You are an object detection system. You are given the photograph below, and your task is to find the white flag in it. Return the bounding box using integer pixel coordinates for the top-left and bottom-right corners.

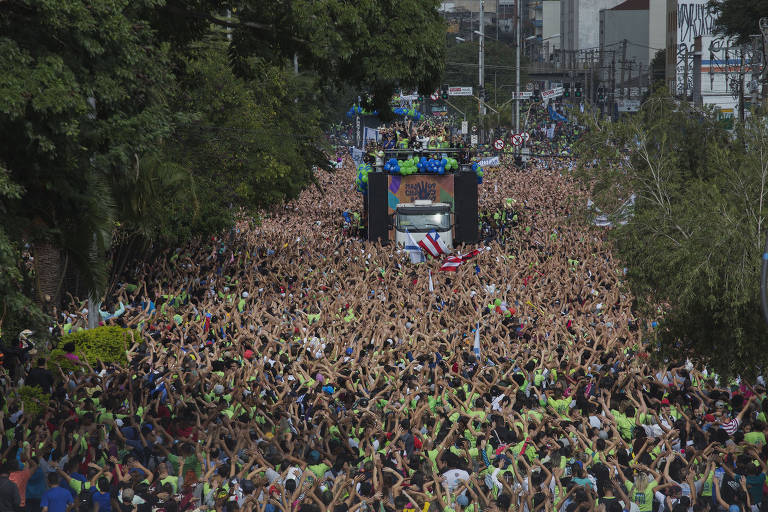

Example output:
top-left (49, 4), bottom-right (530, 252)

top-left (473, 323), bottom-right (481, 358)
top-left (428, 270), bottom-right (434, 293)
top-left (405, 229), bottom-right (425, 264)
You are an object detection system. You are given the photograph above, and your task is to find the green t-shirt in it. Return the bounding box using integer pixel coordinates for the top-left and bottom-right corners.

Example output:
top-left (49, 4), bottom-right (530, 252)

top-left (167, 453), bottom-right (201, 477)
top-left (744, 431), bottom-right (766, 445)
top-left (160, 475), bottom-right (179, 493)
top-left (625, 479), bottom-right (656, 512)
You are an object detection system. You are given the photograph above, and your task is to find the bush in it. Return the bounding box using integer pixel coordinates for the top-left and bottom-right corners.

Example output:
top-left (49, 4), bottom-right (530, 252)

top-left (18, 385), bottom-right (50, 419)
top-left (48, 326), bottom-right (138, 372)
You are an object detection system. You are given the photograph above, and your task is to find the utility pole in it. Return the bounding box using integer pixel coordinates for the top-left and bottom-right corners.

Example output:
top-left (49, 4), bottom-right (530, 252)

top-left (683, 47), bottom-right (689, 100)
top-left (760, 18), bottom-right (768, 107)
top-left (620, 39), bottom-right (627, 99)
top-left (515, 0), bottom-right (521, 132)
top-left (739, 49), bottom-right (745, 122)
top-left (751, 35), bottom-right (761, 108)
top-left (479, 0), bottom-right (486, 118)
top-left (693, 36), bottom-right (702, 106)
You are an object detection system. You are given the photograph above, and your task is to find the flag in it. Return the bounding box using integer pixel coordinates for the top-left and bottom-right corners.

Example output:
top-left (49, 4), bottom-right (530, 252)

top-left (418, 230), bottom-right (449, 258)
top-left (428, 270), bottom-right (434, 293)
top-left (440, 249), bottom-right (480, 272)
top-left (473, 323), bottom-right (481, 358)
top-left (405, 229), bottom-right (425, 263)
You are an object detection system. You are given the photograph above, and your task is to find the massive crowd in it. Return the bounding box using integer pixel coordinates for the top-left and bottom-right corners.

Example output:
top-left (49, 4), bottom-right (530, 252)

top-left (1, 129), bottom-right (767, 512)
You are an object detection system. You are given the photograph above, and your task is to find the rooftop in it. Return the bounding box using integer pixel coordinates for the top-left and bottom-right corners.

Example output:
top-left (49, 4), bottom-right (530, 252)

top-left (610, 0), bottom-right (649, 10)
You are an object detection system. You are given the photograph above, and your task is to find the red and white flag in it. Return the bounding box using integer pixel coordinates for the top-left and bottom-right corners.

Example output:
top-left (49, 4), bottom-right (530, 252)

top-left (418, 230), bottom-right (449, 259)
top-left (439, 249), bottom-right (480, 272)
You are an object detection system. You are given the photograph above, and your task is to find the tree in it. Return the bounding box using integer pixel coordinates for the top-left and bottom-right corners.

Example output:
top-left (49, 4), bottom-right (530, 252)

top-left (0, 167), bottom-right (47, 343)
top-left (708, 0), bottom-right (768, 44)
top-left (574, 90), bottom-right (768, 378)
top-left (0, 0), bottom-right (176, 302)
top-left (164, 0), bottom-right (446, 118)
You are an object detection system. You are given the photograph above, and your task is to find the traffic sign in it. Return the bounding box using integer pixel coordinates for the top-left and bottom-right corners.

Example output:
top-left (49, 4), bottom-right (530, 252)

top-left (470, 134), bottom-right (478, 146)
top-left (541, 87), bottom-right (564, 100)
top-left (511, 134), bottom-right (523, 146)
top-left (430, 91), bottom-right (439, 101)
top-left (448, 86), bottom-right (474, 97)
top-left (521, 132), bottom-right (530, 142)
top-left (493, 139), bottom-right (505, 150)
top-left (471, 125), bottom-right (477, 133)
top-left (510, 91), bottom-right (533, 100)
top-left (461, 121), bottom-right (468, 135)
top-left (526, 82), bottom-right (534, 91)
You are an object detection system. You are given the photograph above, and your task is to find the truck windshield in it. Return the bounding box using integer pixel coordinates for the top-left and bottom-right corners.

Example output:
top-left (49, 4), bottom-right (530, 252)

top-left (396, 212), bottom-right (450, 231)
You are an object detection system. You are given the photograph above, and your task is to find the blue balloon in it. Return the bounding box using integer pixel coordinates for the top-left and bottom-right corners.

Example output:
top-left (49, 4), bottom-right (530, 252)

top-left (441, 158), bottom-right (447, 166)
top-left (477, 176), bottom-right (483, 184)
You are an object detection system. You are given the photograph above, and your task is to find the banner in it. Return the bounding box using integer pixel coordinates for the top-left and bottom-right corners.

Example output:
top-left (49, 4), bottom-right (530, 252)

top-left (388, 175), bottom-right (455, 215)
top-left (477, 156), bottom-right (500, 167)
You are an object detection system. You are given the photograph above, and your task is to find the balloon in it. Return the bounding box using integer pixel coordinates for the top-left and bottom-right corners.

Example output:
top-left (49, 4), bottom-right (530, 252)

top-left (441, 158), bottom-right (447, 166)
top-left (477, 176), bottom-right (483, 184)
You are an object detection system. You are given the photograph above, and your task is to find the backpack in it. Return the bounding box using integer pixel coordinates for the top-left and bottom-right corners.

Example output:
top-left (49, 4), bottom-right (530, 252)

top-left (78, 488), bottom-right (94, 512)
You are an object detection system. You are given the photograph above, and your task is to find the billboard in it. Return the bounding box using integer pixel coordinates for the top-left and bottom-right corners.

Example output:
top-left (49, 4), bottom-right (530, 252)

top-left (387, 174), bottom-right (455, 215)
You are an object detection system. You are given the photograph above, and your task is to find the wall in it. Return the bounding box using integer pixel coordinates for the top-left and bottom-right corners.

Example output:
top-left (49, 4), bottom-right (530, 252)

top-left (667, 0), bottom-right (737, 110)
top-left (601, 9), bottom-right (650, 66)
top-left (542, 0), bottom-right (561, 52)
top-left (561, 0), bottom-right (627, 53)
top-left (648, 0), bottom-right (666, 64)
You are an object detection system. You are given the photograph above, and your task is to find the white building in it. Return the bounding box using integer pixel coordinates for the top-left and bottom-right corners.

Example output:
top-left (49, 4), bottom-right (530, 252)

top-left (665, 0), bottom-right (738, 114)
top-left (560, 0), bottom-right (626, 58)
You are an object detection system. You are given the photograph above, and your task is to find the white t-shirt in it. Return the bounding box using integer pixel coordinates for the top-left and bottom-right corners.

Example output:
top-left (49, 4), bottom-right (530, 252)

top-left (441, 469), bottom-right (470, 491)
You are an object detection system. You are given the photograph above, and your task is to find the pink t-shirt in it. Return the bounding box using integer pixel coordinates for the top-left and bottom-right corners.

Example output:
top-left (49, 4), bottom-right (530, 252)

top-left (9, 468), bottom-right (31, 506)
top-left (64, 353), bottom-right (79, 362)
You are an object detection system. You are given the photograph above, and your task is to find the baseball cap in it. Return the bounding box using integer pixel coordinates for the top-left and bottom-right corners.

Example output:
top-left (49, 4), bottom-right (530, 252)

top-left (661, 398), bottom-right (670, 405)
top-left (704, 414), bottom-right (716, 422)
top-left (715, 400), bottom-right (726, 408)
top-left (244, 349), bottom-right (254, 360)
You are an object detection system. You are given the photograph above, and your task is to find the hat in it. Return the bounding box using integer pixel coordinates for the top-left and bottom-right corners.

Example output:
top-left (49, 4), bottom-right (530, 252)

top-left (715, 400), bottom-right (726, 408)
top-left (244, 349), bottom-right (254, 360)
top-left (213, 384), bottom-right (225, 395)
top-left (661, 398), bottom-right (670, 405)
top-left (704, 414), bottom-right (716, 422)
top-left (456, 493), bottom-right (469, 507)
top-left (345, 348), bottom-right (354, 355)
top-left (242, 292), bottom-right (249, 298)
top-left (316, 373), bottom-right (324, 383)
top-left (122, 489), bottom-right (135, 500)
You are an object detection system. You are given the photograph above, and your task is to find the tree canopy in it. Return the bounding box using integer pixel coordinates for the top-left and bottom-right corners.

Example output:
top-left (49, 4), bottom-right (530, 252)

top-left (708, 0), bottom-right (768, 44)
top-left (574, 90), bottom-right (768, 378)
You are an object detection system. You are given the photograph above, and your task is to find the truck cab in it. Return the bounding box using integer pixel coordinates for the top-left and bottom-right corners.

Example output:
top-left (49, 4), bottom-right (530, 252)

top-left (393, 199), bottom-right (453, 249)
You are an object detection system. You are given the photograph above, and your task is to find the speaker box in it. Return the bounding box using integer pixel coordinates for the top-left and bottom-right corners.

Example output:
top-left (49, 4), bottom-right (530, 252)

top-left (453, 172), bottom-right (478, 244)
top-left (367, 172), bottom-right (389, 243)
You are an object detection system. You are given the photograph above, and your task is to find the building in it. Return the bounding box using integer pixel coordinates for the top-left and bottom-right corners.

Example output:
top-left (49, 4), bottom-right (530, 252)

top-left (541, 0), bottom-right (561, 61)
top-left (560, 0), bottom-right (626, 61)
top-left (665, 0), bottom-right (738, 113)
top-left (597, 0), bottom-right (665, 96)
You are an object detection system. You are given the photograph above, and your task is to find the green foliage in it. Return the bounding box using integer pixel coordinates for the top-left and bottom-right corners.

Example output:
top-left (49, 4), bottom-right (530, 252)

top-left (442, 39), bottom-right (528, 125)
top-left (18, 385), bottom-right (50, 420)
top-left (0, 0), bottom-right (177, 298)
top-left (48, 348), bottom-right (80, 374)
top-left (58, 325), bottom-right (136, 366)
top-left (225, 0), bottom-right (446, 117)
top-left (0, 168), bottom-right (47, 343)
top-left (574, 91), bottom-right (768, 378)
top-left (708, 0), bottom-right (768, 45)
